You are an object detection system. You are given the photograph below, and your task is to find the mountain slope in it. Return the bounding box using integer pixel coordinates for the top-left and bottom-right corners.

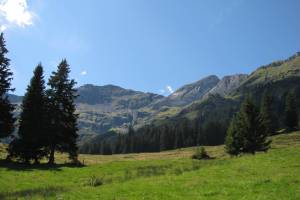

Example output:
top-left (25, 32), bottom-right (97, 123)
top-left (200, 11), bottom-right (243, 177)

top-left (234, 52), bottom-right (300, 94)
top-left (207, 74), bottom-right (248, 97)
top-left (155, 52), bottom-right (300, 129)
top-left (77, 84), bottom-right (163, 109)
top-left (76, 84), bottom-right (164, 135)
top-left (152, 75), bottom-right (220, 108)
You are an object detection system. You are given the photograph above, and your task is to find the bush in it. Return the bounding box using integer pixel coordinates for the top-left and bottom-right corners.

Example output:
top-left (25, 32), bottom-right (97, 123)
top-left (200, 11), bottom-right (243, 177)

top-left (86, 175), bottom-right (103, 187)
top-left (192, 147), bottom-right (210, 160)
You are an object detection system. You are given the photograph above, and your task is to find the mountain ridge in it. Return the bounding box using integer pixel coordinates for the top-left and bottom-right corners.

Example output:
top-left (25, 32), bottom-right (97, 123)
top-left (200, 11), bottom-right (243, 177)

top-left (8, 52), bottom-right (300, 138)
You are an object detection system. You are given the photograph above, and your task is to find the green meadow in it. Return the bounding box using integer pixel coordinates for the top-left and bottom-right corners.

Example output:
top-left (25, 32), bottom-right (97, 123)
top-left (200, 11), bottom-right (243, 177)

top-left (0, 131), bottom-right (299, 200)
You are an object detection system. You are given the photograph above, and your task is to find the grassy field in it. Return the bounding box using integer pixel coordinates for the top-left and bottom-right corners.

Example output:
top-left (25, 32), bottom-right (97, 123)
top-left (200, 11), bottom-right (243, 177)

top-left (0, 132), bottom-right (299, 200)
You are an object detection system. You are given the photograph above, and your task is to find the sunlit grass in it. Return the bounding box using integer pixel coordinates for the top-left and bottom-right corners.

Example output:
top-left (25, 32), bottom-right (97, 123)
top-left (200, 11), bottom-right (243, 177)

top-left (0, 131), bottom-right (299, 199)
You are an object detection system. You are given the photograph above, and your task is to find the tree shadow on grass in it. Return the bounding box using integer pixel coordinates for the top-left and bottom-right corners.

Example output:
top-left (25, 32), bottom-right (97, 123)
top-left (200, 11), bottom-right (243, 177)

top-left (0, 159), bottom-right (85, 171)
top-left (0, 186), bottom-right (67, 200)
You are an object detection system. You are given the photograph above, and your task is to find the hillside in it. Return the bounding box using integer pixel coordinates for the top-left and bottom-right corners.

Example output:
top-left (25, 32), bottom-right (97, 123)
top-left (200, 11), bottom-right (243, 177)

top-left (237, 52), bottom-right (300, 90)
top-left (156, 52), bottom-right (300, 127)
top-left (146, 53), bottom-right (300, 135)
top-left (0, 131), bottom-right (299, 199)
top-left (206, 74), bottom-right (248, 97)
top-left (151, 75), bottom-right (220, 108)
top-left (76, 84), bottom-right (163, 135)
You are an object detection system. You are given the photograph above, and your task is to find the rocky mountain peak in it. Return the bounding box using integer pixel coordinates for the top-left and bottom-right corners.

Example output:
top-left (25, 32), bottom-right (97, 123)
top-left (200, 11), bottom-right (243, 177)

top-left (207, 74), bottom-right (248, 97)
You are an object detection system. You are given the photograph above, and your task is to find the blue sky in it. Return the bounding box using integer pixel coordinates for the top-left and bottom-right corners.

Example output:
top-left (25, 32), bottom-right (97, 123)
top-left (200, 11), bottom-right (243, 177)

top-left (1, 0), bottom-right (300, 96)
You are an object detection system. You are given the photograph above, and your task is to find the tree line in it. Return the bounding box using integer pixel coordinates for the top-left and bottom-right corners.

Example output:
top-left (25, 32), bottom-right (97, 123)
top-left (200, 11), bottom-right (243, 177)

top-left (80, 91), bottom-right (299, 155)
top-left (80, 120), bottom-right (226, 154)
top-left (0, 33), bottom-right (78, 164)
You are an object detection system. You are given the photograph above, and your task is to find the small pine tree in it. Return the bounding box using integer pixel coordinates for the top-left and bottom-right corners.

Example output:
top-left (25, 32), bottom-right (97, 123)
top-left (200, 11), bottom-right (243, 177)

top-left (192, 146), bottom-right (209, 160)
top-left (284, 92), bottom-right (298, 131)
top-left (46, 59), bottom-right (79, 164)
top-left (0, 33), bottom-right (15, 139)
top-left (260, 93), bottom-right (278, 134)
top-left (8, 65), bottom-right (47, 163)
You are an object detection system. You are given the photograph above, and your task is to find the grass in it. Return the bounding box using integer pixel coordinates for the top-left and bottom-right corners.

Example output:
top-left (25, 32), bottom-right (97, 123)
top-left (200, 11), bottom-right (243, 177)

top-left (0, 131), bottom-right (299, 199)
top-left (245, 55), bottom-right (300, 86)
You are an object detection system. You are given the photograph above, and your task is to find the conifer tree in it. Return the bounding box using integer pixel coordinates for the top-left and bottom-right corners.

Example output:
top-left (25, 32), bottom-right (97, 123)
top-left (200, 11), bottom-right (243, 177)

top-left (239, 97), bottom-right (270, 154)
top-left (123, 125), bottom-right (134, 153)
top-left (285, 92), bottom-right (299, 131)
top-left (174, 127), bottom-right (183, 149)
top-left (260, 93), bottom-right (277, 134)
top-left (47, 59), bottom-right (78, 164)
top-left (0, 33), bottom-right (15, 139)
top-left (8, 65), bottom-right (47, 163)
top-left (225, 114), bottom-right (244, 156)
top-left (159, 128), bottom-right (166, 151)
top-left (225, 96), bottom-right (271, 155)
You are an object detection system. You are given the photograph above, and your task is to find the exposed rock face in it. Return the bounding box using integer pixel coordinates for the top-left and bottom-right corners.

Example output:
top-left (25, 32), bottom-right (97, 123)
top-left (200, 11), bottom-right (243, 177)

top-left (152, 75), bottom-right (220, 108)
top-left (207, 74), bottom-right (248, 97)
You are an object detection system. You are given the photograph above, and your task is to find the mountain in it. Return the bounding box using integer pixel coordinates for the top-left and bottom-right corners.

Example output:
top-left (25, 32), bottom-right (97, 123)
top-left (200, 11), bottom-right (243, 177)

top-left (76, 84), bottom-right (164, 135)
top-left (206, 74), bottom-right (248, 97)
top-left (8, 76), bottom-right (222, 137)
top-left (8, 84), bottom-right (164, 136)
top-left (80, 52), bottom-right (300, 155)
top-left (152, 75), bottom-right (220, 108)
top-left (8, 52), bottom-right (300, 141)
top-left (155, 52), bottom-right (300, 129)
top-left (76, 84), bottom-right (163, 109)
top-left (8, 94), bottom-right (23, 104)
top-left (243, 53), bottom-right (300, 86)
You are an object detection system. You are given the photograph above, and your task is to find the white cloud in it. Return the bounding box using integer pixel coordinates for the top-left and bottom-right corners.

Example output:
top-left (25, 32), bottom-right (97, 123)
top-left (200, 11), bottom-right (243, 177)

top-left (166, 85), bottom-right (174, 94)
top-left (0, 24), bottom-right (6, 31)
top-left (0, 0), bottom-right (34, 29)
top-left (81, 70), bottom-right (87, 76)
top-left (159, 85), bottom-right (174, 95)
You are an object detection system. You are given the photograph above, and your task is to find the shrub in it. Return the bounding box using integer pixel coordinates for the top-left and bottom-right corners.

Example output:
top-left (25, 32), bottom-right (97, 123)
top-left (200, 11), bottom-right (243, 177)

top-left (86, 175), bottom-right (103, 187)
top-left (192, 146), bottom-right (210, 160)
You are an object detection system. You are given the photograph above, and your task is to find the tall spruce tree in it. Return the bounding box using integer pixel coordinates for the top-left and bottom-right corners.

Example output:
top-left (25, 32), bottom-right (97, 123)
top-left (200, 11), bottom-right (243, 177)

top-left (225, 96), bottom-right (271, 155)
top-left (47, 59), bottom-right (78, 164)
top-left (239, 97), bottom-right (270, 154)
top-left (8, 65), bottom-right (47, 163)
top-left (0, 33), bottom-right (15, 139)
top-left (284, 92), bottom-right (298, 131)
top-left (260, 93), bottom-right (278, 134)
top-left (225, 114), bottom-right (244, 156)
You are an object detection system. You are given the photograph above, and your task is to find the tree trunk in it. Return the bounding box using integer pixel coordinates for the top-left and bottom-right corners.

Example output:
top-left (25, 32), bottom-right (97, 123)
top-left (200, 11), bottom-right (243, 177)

top-left (34, 157), bottom-right (39, 165)
top-left (48, 145), bottom-right (55, 165)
